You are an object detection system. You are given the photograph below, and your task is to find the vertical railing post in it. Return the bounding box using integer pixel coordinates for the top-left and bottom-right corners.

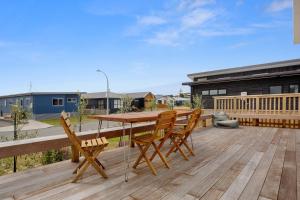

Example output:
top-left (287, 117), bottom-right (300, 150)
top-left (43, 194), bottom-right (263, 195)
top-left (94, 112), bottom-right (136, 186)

top-left (234, 97), bottom-right (237, 113)
top-left (214, 98), bottom-right (217, 112)
top-left (256, 97), bottom-right (259, 114)
top-left (283, 96), bottom-right (286, 114)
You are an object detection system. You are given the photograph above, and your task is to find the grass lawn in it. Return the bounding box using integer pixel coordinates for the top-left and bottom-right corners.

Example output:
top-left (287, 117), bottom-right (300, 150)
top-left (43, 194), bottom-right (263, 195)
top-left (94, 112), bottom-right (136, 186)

top-left (40, 115), bottom-right (94, 126)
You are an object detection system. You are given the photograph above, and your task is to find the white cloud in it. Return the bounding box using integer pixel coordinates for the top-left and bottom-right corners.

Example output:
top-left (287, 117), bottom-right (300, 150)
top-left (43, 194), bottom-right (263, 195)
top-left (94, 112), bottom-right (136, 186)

top-left (198, 27), bottom-right (253, 36)
top-left (137, 16), bottom-right (167, 26)
top-left (229, 42), bottom-right (249, 49)
top-left (125, 0), bottom-right (289, 47)
top-left (236, 0), bottom-right (244, 6)
top-left (181, 9), bottom-right (216, 28)
top-left (178, 0), bottom-right (215, 10)
top-left (267, 0), bottom-right (292, 12)
top-left (145, 30), bottom-right (180, 46)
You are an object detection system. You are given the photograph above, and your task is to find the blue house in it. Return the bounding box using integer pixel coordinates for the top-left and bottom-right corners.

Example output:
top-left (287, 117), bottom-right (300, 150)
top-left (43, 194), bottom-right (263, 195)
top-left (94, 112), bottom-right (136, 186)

top-left (0, 92), bottom-right (80, 119)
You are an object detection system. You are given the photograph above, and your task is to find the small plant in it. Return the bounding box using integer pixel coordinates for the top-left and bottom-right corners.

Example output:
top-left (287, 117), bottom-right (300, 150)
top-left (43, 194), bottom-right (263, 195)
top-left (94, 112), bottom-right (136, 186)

top-left (192, 94), bottom-right (202, 109)
top-left (149, 99), bottom-right (157, 111)
top-left (120, 95), bottom-right (133, 113)
top-left (76, 93), bottom-right (87, 132)
top-left (167, 100), bottom-right (174, 110)
top-left (42, 148), bottom-right (70, 165)
top-left (183, 100), bottom-right (192, 108)
top-left (11, 101), bottom-right (31, 172)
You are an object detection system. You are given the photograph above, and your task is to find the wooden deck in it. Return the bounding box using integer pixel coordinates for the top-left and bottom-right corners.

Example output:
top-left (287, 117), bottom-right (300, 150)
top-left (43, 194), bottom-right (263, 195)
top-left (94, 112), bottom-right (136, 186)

top-left (0, 126), bottom-right (299, 200)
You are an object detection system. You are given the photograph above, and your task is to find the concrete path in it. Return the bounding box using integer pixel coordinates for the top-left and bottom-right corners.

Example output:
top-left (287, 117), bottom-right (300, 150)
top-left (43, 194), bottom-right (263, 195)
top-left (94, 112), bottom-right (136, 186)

top-left (0, 120), bottom-right (120, 138)
top-left (0, 120), bottom-right (53, 132)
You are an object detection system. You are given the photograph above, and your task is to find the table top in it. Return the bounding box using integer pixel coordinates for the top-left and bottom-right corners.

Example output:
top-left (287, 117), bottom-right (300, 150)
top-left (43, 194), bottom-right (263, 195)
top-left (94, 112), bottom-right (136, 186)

top-left (88, 110), bottom-right (193, 123)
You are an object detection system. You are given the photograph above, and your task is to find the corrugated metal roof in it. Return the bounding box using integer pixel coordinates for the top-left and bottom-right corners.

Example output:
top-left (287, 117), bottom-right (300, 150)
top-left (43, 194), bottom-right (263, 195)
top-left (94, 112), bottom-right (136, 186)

top-left (83, 92), bottom-right (123, 99)
top-left (0, 92), bottom-right (81, 99)
top-left (83, 91), bottom-right (154, 99)
top-left (183, 68), bottom-right (300, 85)
top-left (126, 92), bottom-right (154, 99)
top-left (187, 58), bottom-right (300, 80)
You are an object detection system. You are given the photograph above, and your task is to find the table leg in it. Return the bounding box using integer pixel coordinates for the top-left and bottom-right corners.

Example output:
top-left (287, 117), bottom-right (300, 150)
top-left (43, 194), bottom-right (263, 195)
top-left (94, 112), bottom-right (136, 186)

top-left (97, 120), bottom-right (103, 138)
top-left (122, 122), bottom-right (128, 182)
top-left (187, 116), bottom-right (194, 150)
top-left (126, 123), bottom-right (133, 182)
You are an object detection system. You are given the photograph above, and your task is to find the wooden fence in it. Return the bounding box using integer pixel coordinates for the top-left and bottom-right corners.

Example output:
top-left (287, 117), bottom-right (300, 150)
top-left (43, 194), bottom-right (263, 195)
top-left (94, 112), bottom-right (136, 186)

top-left (213, 93), bottom-right (300, 128)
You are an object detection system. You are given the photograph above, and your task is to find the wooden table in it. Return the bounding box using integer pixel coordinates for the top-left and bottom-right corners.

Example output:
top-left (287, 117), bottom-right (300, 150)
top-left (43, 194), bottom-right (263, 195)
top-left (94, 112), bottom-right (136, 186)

top-left (89, 110), bottom-right (193, 182)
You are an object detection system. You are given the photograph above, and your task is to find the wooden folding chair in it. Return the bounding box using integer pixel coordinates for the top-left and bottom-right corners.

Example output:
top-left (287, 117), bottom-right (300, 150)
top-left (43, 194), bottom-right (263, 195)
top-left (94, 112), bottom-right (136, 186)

top-left (132, 110), bottom-right (177, 175)
top-left (61, 111), bottom-right (109, 183)
top-left (166, 108), bottom-right (202, 160)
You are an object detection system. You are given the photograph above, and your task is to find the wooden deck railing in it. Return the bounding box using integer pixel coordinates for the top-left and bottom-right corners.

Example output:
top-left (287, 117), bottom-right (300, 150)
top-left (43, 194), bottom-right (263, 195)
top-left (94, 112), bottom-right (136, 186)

top-left (213, 93), bottom-right (300, 128)
top-left (214, 93), bottom-right (300, 114)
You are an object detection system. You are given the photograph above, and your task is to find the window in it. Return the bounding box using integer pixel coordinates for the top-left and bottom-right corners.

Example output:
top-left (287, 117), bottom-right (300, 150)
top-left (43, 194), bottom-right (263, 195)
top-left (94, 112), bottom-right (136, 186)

top-left (67, 98), bottom-right (77, 103)
top-left (270, 86), bottom-right (282, 94)
top-left (114, 99), bottom-right (122, 109)
top-left (209, 90), bottom-right (218, 96)
top-left (52, 98), bottom-right (64, 106)
top-left (98, 100), bottom-right (105, 109)
top-left (202, 90), bottom-right (209, 95)
top-left (290, 84), bottom-right (299, 93)
top-left (218, 89), bottom-right (227, 95)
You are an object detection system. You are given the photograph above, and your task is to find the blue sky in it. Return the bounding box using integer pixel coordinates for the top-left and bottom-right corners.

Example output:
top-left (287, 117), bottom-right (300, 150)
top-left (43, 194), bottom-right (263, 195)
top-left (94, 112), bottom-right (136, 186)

top-left (0, 0), bottom-right (299, 95)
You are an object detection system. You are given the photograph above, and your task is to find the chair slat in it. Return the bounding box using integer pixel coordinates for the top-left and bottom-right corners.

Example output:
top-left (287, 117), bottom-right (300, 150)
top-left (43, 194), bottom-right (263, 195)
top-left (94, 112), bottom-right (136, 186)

top-left (101, 137), bottom-right (108, 145)
top-left (91, 139), bottom-right (98, 146)
top-left (96, 138), bottom-right (103, 145)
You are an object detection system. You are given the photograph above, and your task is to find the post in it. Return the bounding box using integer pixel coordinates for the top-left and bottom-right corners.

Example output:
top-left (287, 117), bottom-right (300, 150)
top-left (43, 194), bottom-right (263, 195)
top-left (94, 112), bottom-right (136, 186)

top-left (214, 98), bottom-right (217, 112)
top-left (96, 69), bottom-right (110, 127)
top-left (256, 97), bottom-right (259, 114)
top-left (283, 96), bottom-right (286, 114)
top-left (13, 112), bottom-right (17, 172)
top-left (71, 145), bottom-right (80, 162)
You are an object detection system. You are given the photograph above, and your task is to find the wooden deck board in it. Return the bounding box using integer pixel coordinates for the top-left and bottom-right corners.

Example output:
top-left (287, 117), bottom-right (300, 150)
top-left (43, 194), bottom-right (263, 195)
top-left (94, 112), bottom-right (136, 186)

top-left (0, 126), bottom-right (299, 200)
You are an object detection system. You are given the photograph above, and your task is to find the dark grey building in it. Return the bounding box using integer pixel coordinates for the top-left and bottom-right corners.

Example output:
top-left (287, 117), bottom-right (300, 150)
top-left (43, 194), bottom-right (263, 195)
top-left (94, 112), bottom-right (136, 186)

top-left (183, 59), bottom-right (300, 108)
top-left (84, 91), bottom-right (155, 113)
top-left (83, 92), bottom-right (123, 113)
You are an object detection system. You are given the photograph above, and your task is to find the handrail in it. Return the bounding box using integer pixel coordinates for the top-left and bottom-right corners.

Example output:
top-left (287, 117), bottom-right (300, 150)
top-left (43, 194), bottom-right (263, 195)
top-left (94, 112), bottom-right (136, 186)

top-left (213, 93), bottom-right (300, 99)
top-left (213, 93), bottom-right (300, 115)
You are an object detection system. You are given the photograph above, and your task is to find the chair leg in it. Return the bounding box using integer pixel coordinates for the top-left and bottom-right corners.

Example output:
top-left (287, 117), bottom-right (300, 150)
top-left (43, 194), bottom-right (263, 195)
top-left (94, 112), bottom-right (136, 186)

top-left (182, 139), bottom-right (195, 156)
top-left (72, 161), bottom-right (90, 183)
top-left (95, 158), bottom-right (105, 169)
top-left (152, 142), bottom-right (170, 169)
top-left (172, 138), bottom-right (189, 161)
top-left (149, 138), bottom-right (167, 161)
top-left (134, 143), bottom-right (157, 175)
top-left (73, 158), bottom-right (87, 174)
top-left (133, 143), bottom-right (151, 169)
top-left (166, 143), bottom-right (177, 158)
top-left (90, 149), bottom-right (108, 178)
top-left (90, 158), bottom-right (108, 178)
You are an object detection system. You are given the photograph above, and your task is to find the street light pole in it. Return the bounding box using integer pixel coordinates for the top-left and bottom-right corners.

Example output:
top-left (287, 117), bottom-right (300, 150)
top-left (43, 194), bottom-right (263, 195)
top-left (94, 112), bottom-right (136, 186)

top-left (96, 69), bottom-right (110, 116)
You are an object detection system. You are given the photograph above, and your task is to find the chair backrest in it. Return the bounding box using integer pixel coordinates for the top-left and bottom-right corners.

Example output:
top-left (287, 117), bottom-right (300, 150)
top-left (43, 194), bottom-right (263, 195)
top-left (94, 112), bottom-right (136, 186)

top-left (61, 111), bottom-right (81, 148)
top-left (153, 110), bottom-right (177, 139)
top-left (185, 108), bottom-right (202, 133)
